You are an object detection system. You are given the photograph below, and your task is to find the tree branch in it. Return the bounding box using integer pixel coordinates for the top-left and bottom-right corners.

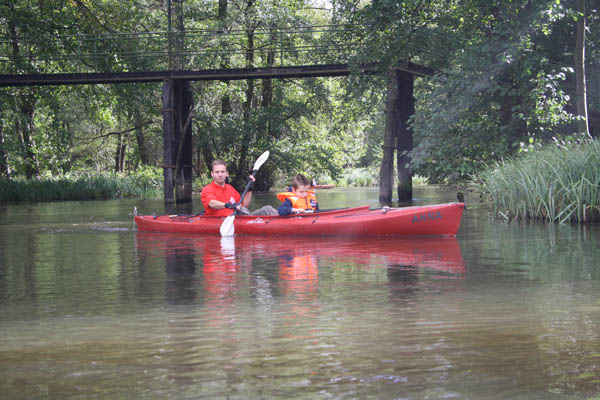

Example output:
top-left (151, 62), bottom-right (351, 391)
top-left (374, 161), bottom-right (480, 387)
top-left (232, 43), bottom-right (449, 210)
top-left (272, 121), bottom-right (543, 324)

top-left (79, 120), bottom-right (154, 144)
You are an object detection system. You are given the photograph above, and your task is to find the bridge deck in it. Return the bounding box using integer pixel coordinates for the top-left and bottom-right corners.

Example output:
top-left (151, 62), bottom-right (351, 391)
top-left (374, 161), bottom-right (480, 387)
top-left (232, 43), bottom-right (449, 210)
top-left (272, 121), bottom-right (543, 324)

top-left (0, 63), bottom-right (433, 87)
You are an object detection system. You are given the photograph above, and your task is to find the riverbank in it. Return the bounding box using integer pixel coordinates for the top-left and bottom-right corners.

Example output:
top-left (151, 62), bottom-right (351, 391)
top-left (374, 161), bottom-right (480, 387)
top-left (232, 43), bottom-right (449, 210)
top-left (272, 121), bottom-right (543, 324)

top-left (0, 166), bottom-right (432, 204)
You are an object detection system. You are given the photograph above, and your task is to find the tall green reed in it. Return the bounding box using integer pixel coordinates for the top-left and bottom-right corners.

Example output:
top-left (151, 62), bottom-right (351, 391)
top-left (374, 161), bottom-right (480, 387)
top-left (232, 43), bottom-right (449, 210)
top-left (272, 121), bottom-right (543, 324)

top-left (0, 172), bottom-right (163, 203)
top-left (476, 140), bottom-right (600, 223)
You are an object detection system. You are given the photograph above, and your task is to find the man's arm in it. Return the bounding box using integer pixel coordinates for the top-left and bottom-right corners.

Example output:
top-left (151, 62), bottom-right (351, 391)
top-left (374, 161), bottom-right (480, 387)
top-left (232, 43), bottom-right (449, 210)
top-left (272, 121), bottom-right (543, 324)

top-left (240, 175), bottom-right (256, 208)
top-left (208, 199), bottom-right (233, 210)
top-left (242, 191), bottom-right (252, 208)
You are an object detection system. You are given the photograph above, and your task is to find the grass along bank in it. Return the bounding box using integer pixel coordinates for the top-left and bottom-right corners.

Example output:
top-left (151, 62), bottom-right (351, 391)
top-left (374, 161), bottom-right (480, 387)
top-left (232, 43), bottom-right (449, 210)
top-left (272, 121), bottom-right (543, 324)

top-left (337, 167), bottom-right (428, 187)
top-left (476, 140), bottom-right (600, 223)
top-left (0, 169), bottom-right (162, 203)
top-left (1, 166), bottom-right (431, 204)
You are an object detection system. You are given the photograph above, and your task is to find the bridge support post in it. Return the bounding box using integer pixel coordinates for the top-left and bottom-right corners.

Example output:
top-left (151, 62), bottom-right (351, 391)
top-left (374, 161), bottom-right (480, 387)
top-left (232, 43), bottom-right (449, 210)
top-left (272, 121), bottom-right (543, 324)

top-left (379, 68), bottom-right (414, 205)
top-left (174, 80), bottom-right (193, 204)
top-left (396, 70), bottom-right (414, 204)
top-left (162, 79), bottom-right (194, 205)
top-left (162, 80), bottom-right (175, 205)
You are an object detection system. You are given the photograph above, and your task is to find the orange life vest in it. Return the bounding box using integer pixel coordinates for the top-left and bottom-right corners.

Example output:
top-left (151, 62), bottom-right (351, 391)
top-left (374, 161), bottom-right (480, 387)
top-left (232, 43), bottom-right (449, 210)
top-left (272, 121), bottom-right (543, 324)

top-left (276, 191), bottom-right (317, 211)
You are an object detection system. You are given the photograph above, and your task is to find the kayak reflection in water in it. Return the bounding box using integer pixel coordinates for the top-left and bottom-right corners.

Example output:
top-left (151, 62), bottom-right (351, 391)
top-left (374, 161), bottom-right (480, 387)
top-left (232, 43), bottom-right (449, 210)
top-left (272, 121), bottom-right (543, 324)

top-left (278, 250), bottom-right (320, 321)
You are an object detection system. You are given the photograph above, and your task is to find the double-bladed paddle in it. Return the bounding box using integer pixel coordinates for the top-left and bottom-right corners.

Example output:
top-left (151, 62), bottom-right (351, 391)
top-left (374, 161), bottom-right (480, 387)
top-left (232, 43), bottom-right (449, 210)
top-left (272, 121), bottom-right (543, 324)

top-left (219, 150), bottom-right (270, 237)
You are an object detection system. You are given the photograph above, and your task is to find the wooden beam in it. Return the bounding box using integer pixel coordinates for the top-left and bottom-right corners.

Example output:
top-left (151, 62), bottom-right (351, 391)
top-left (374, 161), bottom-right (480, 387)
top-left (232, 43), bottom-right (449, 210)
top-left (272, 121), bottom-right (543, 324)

top-left (162, 80), bottom-right (175, 205)
top-left (0, 63), bottom-right (433, 87)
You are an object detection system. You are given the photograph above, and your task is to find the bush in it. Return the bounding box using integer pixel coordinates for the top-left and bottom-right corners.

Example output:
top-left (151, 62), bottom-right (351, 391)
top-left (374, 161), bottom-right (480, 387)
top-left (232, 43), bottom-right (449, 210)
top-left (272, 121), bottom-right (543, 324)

top-left (340, 167), bottom-right (379, 187)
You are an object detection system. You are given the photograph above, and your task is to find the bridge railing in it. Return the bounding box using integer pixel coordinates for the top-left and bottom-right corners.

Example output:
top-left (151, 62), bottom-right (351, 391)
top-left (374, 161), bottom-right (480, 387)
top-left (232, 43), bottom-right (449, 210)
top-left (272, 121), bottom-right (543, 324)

top-left (0, 25), bottom-right (364, 74)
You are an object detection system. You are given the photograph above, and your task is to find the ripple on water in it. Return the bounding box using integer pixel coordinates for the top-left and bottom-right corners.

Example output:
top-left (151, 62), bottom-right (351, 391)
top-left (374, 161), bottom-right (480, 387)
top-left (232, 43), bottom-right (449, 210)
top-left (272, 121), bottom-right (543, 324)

top-left (2, 193), bottom-right (600, 398)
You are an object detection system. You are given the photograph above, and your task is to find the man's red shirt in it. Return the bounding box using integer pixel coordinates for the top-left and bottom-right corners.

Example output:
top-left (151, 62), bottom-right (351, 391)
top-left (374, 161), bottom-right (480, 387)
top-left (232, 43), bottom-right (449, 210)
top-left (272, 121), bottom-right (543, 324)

top-left (201, 180), bottom-right (241, 216)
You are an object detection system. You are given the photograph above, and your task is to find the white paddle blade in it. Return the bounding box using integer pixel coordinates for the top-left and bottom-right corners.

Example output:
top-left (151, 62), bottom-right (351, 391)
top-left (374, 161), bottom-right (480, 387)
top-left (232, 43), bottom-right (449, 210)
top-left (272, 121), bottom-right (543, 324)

top-left (220, 236), bottom-right (236, 259)
top-left (219, 214), bottom-right (236, 237)
top-left (253, 150), bottom-right (270, 172)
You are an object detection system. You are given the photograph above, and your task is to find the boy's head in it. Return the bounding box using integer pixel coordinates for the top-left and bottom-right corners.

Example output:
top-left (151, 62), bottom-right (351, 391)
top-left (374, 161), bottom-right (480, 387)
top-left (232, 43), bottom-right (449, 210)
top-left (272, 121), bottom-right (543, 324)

top-left (292, 174), bottom-right (310, 197)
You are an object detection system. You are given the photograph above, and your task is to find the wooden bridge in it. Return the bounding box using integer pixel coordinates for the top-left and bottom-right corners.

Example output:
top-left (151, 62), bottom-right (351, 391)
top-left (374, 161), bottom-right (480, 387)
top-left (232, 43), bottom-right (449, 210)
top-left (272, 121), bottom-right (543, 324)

top-left (0, 62), bottom-right (433, 86)
top-left (1, 25), bottom-right (432, 204)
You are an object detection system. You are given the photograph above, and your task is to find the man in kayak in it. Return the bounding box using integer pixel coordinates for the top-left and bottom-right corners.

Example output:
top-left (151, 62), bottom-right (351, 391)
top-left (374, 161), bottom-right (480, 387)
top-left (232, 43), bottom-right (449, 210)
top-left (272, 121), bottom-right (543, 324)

top-left (201, 160), bottom-right (278, 216)
top-left (277, 174), bottom-right (319, 216)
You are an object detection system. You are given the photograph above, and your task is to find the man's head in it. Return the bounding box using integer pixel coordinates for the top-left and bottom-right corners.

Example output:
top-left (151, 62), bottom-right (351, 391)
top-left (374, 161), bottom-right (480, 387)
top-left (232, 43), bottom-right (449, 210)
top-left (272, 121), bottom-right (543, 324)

top-left (291, 174), bottom-right (310, 198)
top-left (211, 160), bottom-right (228, 186)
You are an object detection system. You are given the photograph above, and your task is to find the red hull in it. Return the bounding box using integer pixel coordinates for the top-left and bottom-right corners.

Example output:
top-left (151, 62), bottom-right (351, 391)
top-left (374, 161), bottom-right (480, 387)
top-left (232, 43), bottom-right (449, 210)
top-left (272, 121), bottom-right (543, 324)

top-left (134, 202), bottom-right (465, 236)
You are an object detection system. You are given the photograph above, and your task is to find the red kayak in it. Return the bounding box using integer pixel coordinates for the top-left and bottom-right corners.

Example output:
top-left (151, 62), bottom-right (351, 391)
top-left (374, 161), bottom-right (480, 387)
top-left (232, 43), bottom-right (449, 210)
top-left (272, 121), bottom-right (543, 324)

top-left (134, 202), bottom-right (465, 236)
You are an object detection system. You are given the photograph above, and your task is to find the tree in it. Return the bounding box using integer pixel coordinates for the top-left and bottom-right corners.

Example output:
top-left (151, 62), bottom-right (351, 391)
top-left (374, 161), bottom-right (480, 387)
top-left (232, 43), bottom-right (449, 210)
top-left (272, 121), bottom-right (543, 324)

top-left (575, 0), bottom-right (590, 137)
top-left (0, 118), bottom-right (10, 178)
top-left (3, 0), bottom-right (596, 189)
top-left (336, 0), bottom-right (595, 183)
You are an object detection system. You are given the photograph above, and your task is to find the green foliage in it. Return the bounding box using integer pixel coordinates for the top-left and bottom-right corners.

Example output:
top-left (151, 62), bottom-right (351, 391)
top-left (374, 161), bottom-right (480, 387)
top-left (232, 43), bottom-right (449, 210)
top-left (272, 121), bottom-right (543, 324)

top-left (410, 61), bottom-right (577, 183)
top-left (125, 165), bottom-right (163, 197)
top-left (0, 168), bottom-right (163, 203)
top-left (404, 0), bottom-right (588, 183)
top-left (1, 0), bottom-right (599, 195)
top-left (338, 168), bottom-right (427, 187)
top-left (339, 167), bottom-right (378, 187)
top-left (476, 138), bottom-right (600, 223)
top-left (192, 73), bottom-right (377, 189)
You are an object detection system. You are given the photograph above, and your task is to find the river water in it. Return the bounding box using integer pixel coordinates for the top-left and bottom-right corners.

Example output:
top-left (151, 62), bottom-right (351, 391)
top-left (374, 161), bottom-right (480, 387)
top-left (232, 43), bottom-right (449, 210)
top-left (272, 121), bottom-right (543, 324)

top-left (1, 187), bottom-right (599, 399)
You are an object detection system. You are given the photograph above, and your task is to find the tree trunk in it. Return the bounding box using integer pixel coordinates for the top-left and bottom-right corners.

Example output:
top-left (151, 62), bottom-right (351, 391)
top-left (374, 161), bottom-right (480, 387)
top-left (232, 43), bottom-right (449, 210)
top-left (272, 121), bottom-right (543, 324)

top-left (115, 133), bottom-right (126, 173)
top-left (8, 4), bottom-right (39, 179)
top-left (16, 94), bottom-right (40, 179)
top-left (218, 0), bottom-right (232, 115)
top-left (396, 70), bottom-right (414, 203)
top-left (261, 30), bottom-right (275, 128)
top-left (236, 25), bottom-right (255, 187)
top-left (498, 66), bottom-right (527, 140)
top-left (575, 0), bottom-right (590, 137)
top-left (379, 69), bottom-right (399, 204)
top-left (134, 111), bottom-right (150, 165)
top-left (218, 0), bottom-right (228, 22)
top-left (256, 35), bottom-right (276, 192)
top-left (173, 0), bottom-right (185, 69)
top-left (0, 124), bottom-right (9, 178)
top-left (261, 29), bottom-right (275, 110)
top-left (162, 80), bottom-right (175, 204)
top-left (196, 83), bottom-right (215, 175)
top-left (201, 141), bottom-right (214, 174)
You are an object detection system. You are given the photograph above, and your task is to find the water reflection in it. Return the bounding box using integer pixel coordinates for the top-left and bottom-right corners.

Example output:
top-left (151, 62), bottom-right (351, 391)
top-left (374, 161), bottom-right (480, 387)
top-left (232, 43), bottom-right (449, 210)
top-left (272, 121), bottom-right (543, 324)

top-left (164, 235), bottom-right (197, 305)
top-left (3, 190), bottom-right (600, 398)
top-left (135, 232), bottom-right (466, 307)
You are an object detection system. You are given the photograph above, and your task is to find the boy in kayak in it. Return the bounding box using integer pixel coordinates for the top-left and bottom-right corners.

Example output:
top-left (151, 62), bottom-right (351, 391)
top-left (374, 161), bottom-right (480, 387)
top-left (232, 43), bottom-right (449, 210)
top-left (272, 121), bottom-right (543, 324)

top-left (201, 160), bottom-right (277, 216)
top-left (277, 174), bottom-right (319, 216)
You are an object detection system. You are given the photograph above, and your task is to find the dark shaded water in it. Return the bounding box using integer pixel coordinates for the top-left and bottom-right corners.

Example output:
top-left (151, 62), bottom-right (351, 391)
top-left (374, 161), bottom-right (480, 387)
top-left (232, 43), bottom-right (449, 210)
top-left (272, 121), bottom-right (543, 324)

top-left (1, 187), bottom-right (599, 399)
